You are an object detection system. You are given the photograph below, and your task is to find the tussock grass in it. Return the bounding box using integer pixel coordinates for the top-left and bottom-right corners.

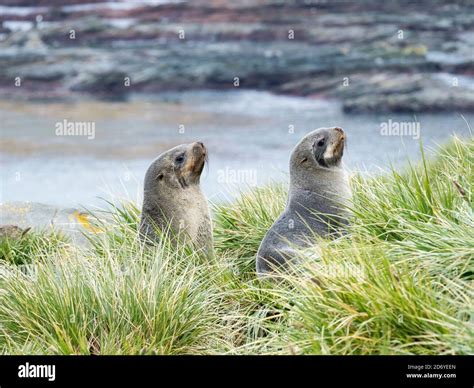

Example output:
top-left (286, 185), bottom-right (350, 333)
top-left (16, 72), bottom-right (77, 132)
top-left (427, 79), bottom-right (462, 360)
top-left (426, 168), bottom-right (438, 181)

top-left (0, 240), bottom-right (229, 354)
top-left (270, 239), bottom-right (473, 355)
top-left (0, 136), bottom-right (472, 355)
top-left (0, 229), bottom-right (69, 266)
top-left (213, 183), bottom-right (287, 279)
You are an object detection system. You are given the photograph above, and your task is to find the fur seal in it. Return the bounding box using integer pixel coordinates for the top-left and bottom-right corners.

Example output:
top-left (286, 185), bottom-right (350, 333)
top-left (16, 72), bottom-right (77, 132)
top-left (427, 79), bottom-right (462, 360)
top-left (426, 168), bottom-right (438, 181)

top-left (139, 142), bottom-right (213, 257)
top-left (256, 127), bottom-right (351, 276)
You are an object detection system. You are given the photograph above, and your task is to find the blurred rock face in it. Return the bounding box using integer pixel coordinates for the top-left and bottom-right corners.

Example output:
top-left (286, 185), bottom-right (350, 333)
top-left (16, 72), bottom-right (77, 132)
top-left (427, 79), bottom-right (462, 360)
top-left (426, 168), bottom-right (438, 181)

top-left (0, 0), bottom-right (473, 113)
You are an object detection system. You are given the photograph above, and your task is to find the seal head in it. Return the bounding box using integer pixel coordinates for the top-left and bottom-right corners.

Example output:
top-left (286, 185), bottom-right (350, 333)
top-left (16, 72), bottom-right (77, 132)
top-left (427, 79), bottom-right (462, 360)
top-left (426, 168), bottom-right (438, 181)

top-left (290, 126), bottom-right (345, 188)
top-left (139, 142), bottom-right (213, 257)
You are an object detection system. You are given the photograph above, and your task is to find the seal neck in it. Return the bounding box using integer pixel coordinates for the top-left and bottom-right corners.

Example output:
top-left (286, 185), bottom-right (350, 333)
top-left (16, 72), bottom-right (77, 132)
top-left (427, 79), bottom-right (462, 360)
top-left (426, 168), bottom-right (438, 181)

top-left (289, 166), bottom-right (350, 215)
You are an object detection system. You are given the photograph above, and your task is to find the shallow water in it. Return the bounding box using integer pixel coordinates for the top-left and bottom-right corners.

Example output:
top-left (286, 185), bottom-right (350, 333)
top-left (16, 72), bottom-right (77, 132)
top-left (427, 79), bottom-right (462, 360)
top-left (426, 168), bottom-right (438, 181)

top-left (1, 90), bottom-right (472, 207)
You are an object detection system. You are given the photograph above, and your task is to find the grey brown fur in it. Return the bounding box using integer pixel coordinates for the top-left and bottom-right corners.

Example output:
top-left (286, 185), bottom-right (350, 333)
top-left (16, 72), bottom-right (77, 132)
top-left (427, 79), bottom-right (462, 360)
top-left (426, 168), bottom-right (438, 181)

top-left (256, 127), bottom-right (351, 276)
top-left (139, 142), bottom-right (213, 257)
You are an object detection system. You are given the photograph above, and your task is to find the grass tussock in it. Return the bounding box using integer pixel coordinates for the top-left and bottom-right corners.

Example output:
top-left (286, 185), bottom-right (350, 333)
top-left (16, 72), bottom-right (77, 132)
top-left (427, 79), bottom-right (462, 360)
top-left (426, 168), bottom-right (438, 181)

top-left (0, 136), bottom-right (472, 355)
top-left (0, 229), bottom-right (69, 266)
top-left (0, 241), bottom-right (229, 354)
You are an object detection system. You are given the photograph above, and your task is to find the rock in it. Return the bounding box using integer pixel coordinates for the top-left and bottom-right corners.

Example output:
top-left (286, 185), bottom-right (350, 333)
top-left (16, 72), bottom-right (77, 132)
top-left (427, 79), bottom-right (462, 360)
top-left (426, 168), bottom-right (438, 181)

top-left (70, 69), bottom-right (130, 95)
top-left (339, 73), bottom-right (474, 113)
top-left (0, 225), bottom-right (31, 240)
top-left (0, 0), bottom-right (473, 112)
top-left (0, 202), bottom-right (98, 247)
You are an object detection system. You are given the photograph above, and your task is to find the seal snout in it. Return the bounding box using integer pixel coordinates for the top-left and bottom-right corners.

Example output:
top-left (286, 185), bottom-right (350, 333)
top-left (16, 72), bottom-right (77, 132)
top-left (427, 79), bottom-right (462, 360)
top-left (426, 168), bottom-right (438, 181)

top-left (189, 141), bottom-right (207, 175)
top-left (332, 127), bottom-right (345, 143)
top-left (193, 141), bottom-right (206, 156)
top-left (329, 127), bottom-right (345, 157)
top-left (192, 141), bottom-right (207, 161)
top-left (334, 126), bottom-right (345, 149)
top-left (333, 126), bottom-right (345, 146)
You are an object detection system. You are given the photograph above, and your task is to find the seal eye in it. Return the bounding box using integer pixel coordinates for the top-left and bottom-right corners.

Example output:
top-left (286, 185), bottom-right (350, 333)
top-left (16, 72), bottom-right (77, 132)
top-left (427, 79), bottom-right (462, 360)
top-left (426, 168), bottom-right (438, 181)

top-left (317, 139), bottom-right (325, 147)
top-left (157, 173), bottom-right (164, 181)
top-left (175, 154), bottom-right (185, 164)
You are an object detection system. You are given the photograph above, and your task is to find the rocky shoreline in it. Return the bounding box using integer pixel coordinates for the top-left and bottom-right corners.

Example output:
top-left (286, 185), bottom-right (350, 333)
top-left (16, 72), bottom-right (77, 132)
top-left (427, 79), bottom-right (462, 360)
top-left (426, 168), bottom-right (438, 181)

top-left (0, 0), bottom-right (473, 113)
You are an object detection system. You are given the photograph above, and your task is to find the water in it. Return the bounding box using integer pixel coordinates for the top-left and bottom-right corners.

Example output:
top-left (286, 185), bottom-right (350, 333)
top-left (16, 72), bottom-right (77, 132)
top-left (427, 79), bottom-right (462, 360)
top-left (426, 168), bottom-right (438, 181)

top-left (1, 90), bottom-right (472, 207)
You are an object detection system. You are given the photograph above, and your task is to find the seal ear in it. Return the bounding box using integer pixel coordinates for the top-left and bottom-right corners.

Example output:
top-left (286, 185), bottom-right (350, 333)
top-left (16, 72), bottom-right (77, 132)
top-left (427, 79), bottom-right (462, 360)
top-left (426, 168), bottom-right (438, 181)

top-left (156, 173), bottom-right (164, 181)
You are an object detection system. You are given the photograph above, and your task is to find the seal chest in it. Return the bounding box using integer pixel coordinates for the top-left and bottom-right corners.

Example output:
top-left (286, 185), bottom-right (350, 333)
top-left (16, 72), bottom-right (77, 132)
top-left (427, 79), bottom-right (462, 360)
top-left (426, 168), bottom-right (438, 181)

top-left (256, 127), bottom-right (351, 276)
top-left (139, 142), bottom-right (213, 257)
